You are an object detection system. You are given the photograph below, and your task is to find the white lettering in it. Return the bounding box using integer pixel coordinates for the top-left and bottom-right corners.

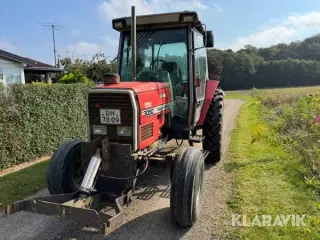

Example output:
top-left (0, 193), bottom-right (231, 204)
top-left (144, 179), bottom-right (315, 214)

top-left (232, 214), bottom-right (242, 226)
top-left (295, 215), bottom-right (306, 227)
top-left (280, 214), bottom-right (291, 226)
top-left (262, 215), bottom-right (272, 227)
top-left (243, 215), bottom-right (249, 227)
top-left (251, 215), bottom-right (261, 226)
top-left (273, 215), bottom-right (283, 226)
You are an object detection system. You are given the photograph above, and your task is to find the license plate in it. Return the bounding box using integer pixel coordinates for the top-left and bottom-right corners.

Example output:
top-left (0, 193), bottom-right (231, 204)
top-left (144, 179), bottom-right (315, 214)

top-left (100, 109), bottom-right (121, 125)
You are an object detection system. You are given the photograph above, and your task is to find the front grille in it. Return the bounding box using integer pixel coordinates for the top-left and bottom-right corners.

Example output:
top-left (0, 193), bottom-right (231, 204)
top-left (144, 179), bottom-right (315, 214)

top-left (141, 123), bottom-right (153, 141)
top-left (88, 91), bottom-right (134, 146)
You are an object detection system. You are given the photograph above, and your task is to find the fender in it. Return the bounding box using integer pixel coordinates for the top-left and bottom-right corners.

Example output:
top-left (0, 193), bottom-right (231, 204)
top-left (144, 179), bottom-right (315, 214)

top-left (197, 80), bottom-right (219, 126)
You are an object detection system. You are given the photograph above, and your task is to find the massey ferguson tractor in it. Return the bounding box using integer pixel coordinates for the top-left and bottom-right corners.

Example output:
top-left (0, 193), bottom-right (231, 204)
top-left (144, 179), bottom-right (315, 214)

top-left (5, 6), bottom-right (224, 234)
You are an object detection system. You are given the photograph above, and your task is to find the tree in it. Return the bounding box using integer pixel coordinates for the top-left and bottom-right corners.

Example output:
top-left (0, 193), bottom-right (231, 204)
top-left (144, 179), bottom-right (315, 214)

top-left (58, 53), bottom-right (116, 84)
top-left (207, 50), bottom-right (223, 80)
top-left (257, 46), bottom-right (279, 60)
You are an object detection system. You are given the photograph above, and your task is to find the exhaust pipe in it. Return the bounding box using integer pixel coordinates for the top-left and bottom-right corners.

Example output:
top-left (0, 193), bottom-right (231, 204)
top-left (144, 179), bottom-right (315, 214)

top-left (131, 6), bottom-right (136, 81)
top-left (80, 148), bottom-right (101, 192)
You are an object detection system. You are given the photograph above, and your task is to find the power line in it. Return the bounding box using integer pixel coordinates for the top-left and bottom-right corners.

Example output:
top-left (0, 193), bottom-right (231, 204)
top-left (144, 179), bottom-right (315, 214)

top-left (39, 23), bottom-right (63, 67)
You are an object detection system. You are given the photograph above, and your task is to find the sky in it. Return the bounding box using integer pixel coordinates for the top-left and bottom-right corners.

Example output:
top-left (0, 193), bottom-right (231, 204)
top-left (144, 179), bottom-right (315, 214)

top-left (1, 0), bottom-right (320, 65)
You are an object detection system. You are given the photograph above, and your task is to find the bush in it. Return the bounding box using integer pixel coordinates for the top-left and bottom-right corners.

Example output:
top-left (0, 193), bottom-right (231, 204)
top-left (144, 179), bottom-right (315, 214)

top-left (252, 90), bottom-right (301, 108)
top-left (0, 84), bottom-right (89, 170)
top-left (58, 72), bottom-right (94, 86)
top-left (257, 91), bottom-right (320, 192)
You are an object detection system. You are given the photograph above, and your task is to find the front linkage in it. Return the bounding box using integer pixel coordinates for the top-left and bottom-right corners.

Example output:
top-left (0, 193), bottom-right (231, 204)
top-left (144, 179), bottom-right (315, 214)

top-left (5, 138), bottom-right (138, 234)
top-left (5, 191), bottom-right (129, 234)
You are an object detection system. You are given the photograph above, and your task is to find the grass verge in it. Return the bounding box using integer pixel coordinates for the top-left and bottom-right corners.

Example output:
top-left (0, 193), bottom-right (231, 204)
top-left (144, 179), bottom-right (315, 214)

top-left (0, 160), bottom-right (49, 209)
top-left (226, 99), bottom-right (320, 239)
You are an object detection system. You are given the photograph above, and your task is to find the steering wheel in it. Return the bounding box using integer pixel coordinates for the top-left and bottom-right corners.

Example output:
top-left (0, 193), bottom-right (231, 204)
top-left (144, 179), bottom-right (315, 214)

top-left (149, 59), bottom-right (172, 72)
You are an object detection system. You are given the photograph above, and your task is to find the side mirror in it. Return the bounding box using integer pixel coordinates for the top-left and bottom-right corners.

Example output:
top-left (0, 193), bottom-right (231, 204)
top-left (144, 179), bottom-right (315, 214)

top-left (205, 31), bottom-right (214, 48)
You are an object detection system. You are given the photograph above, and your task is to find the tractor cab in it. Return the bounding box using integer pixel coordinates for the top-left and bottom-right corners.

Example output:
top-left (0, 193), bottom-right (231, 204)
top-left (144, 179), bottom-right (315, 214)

top-left (113, 11), bottom-right (214, 134)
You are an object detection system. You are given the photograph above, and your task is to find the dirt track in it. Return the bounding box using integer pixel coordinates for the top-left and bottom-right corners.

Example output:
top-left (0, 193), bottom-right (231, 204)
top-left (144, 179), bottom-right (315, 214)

top-left (0, 99), bottom-right (244, 240)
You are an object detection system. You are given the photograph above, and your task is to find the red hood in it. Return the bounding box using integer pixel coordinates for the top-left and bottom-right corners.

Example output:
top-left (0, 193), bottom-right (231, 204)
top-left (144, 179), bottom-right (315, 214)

top-left (94, 82), bottom-right (169, 93)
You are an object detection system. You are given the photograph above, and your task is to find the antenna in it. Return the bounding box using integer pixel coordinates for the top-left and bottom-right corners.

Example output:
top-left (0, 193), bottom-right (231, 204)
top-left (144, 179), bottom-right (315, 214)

top-left (39, 23), bottom-right (63, 66)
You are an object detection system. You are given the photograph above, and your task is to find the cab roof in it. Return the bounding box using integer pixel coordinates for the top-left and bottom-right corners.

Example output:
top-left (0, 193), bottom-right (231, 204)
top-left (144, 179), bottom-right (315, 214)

top-left (112, 11), bottom-right (205, 33)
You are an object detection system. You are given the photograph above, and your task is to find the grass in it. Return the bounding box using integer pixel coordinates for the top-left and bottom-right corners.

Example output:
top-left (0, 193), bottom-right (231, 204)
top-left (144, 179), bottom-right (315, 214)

top-left (0, 160), bottom-right (49, 209)
top-left (226, 99), bottom-right (320, 239)
top-left (224, 92), bottom-right (251, 100)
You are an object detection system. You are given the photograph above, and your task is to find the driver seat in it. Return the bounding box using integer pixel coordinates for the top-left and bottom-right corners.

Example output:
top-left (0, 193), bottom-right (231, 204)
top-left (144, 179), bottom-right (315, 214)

top-left (162, 62), bottom-right (180, 87)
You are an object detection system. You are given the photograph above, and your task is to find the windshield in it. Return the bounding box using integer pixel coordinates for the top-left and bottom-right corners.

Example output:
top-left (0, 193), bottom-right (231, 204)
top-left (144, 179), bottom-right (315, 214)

top-left (120, 28), bottom-right (188, 88)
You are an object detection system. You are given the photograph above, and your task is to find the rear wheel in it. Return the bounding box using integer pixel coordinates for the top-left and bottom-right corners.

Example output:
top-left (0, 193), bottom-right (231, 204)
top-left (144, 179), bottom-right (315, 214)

top-left (47, 140), bottom-right (85, 195)
top-left (203, 89), bottom-right (224, 163)
top-left (170, 147), bottom-right (205, 227)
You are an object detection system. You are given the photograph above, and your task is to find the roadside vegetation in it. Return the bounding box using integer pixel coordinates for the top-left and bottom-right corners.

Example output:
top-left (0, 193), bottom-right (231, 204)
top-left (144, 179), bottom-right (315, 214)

top-left (226, 86), bottom-right (320, 239)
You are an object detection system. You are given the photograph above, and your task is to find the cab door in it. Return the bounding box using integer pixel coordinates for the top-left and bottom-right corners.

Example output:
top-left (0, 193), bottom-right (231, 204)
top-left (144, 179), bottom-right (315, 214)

top-left (192, 30), bottom-right (208, 125)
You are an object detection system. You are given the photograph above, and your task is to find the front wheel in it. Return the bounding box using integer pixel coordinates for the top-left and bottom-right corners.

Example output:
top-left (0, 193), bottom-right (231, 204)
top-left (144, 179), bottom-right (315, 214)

top-left (47, 140), bottom-right (85, 195)
top-left (170, 147), bottom-right (205, 227)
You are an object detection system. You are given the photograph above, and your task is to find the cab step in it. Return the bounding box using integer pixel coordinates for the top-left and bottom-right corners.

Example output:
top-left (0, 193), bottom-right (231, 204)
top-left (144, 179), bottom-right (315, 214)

top-left (189, 135), bottom-right (205, 143)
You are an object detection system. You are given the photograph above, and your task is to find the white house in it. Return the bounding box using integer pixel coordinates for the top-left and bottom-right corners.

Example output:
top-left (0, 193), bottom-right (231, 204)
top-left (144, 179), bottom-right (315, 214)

top-left (0, 49), bottom-right (62, 85)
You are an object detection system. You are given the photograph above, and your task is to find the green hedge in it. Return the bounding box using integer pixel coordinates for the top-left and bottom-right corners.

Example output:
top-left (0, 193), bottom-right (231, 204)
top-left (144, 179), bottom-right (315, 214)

top-left (0, 84), bottom-right (88, 170)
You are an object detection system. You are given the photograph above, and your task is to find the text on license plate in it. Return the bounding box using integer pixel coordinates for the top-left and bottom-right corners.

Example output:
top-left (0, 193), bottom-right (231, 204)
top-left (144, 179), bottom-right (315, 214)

top-left (100, 109), bottom-right (121, 125)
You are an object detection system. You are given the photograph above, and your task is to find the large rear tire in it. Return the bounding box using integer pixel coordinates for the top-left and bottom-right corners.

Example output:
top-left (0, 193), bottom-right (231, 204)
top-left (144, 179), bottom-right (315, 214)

top-left (170, 147), bottom-right (205, 227)
top-left (47, 140), bottom-right (85, 195)
top-left (203, 89), bottom-right (224, 163)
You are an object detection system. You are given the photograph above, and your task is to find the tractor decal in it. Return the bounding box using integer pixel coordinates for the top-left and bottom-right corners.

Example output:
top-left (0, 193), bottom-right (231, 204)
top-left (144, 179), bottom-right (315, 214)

top-left (142, 103), bottom-right (171, 117)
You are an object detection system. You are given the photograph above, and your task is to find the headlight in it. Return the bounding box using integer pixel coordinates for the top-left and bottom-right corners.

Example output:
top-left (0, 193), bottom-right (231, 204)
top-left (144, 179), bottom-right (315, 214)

top-left (117, 126), bottom-right (132, 136)
top-left (93, 125), bottom-right (107, 135)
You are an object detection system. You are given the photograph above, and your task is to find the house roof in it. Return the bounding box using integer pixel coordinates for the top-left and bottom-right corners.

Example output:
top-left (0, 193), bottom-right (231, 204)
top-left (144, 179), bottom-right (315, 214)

top-left (0, 49), bottom-right (34, 65)
top-left (24, 57), bottom-right (63, 72)
top-left (0, 49), bottom-right (63, 72)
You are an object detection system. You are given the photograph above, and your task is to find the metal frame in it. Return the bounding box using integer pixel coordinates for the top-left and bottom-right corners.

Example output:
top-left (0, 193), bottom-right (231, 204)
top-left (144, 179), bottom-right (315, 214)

top-left (191, 28), bottom-right (207, 126)
top-left (87, 88), bottom-right (139, 152)
top-left (5, 191), bottom-right (133, 234)
top-left (187, 25), bottom-right (195, 128)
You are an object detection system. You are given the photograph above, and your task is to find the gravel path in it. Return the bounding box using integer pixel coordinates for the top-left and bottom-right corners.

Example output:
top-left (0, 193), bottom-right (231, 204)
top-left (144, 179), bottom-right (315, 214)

top-left (0, 99), bottom-right (244, 240)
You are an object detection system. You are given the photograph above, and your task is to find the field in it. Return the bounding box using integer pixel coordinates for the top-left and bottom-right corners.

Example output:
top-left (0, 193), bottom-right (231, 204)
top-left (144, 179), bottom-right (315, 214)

top-left (225, 85), bottom-right (320, 98)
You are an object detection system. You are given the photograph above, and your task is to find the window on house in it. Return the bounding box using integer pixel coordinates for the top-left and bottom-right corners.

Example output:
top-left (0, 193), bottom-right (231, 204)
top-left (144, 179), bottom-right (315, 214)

top-left (5, 66), bottom-right (21, 84)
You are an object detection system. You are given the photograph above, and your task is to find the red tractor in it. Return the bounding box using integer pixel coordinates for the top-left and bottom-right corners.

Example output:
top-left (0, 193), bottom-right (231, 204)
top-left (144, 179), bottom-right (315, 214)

top-left (6, 6), bottom-right (224, 233)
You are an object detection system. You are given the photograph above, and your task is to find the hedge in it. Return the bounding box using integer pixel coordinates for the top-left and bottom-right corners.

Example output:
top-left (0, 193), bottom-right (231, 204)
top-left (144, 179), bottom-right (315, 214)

top-left (0, 84), bottom-right (88, 171)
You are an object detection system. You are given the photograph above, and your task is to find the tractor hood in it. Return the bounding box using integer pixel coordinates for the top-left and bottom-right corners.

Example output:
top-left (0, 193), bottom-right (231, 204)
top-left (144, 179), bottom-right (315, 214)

top-left (94, 82), bottom-right (170, 94)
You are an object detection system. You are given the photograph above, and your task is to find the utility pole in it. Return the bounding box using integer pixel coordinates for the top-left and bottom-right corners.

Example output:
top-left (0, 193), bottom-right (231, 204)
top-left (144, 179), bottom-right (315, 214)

top-left (51, 24), bottom-right (57, 66)
top-left (40, 23), bottom-right (62, 67)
